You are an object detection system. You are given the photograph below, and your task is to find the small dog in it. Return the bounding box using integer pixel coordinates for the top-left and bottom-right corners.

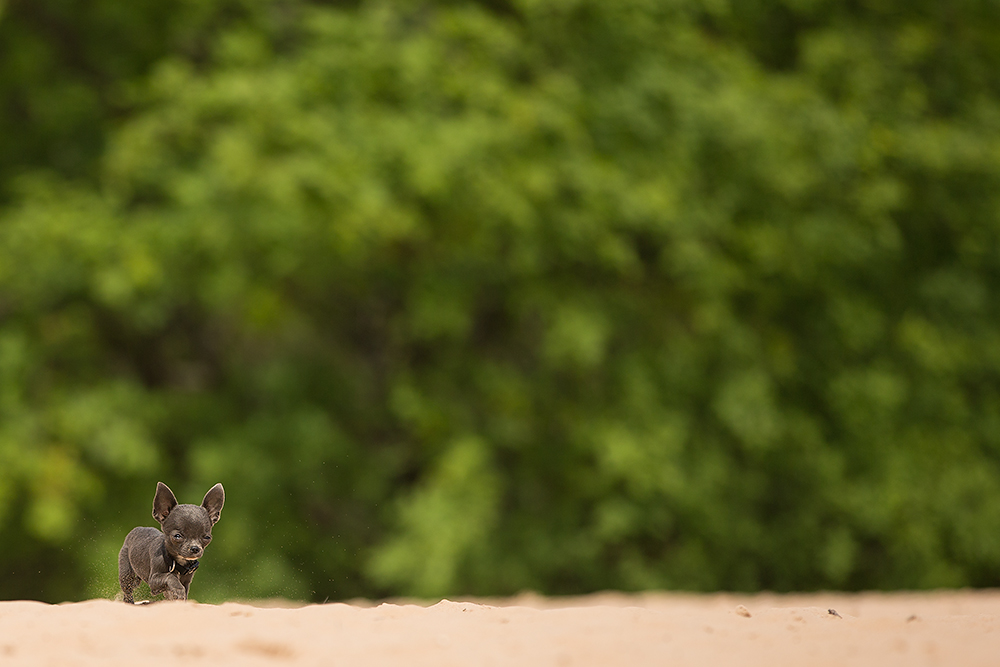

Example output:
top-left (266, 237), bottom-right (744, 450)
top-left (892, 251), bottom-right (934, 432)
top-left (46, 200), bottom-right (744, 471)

top-left (118, 482), bottom-right (225, 603)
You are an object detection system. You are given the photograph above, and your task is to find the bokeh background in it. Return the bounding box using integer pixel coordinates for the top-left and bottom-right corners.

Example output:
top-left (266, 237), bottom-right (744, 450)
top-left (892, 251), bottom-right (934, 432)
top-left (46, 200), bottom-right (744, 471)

top-left (2, 0), bottom-right (1000, 604)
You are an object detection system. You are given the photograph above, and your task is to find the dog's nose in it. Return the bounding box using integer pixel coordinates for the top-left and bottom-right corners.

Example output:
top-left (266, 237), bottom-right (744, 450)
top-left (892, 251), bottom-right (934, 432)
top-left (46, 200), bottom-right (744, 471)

top-left (189, 545), bottom-right (202, 554)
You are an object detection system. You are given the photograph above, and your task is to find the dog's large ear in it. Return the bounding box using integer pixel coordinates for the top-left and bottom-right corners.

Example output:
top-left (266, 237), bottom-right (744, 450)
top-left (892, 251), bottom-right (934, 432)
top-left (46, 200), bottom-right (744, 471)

top-left (152, 482), bottom-right (178, 524)
top-left (202, 483), bottom-right (225, 525)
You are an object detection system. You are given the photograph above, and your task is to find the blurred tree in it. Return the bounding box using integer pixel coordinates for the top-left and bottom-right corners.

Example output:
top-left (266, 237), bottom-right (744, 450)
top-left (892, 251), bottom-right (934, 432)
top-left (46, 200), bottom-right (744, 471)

top-left (2, 0), bottom-right (1000, 602)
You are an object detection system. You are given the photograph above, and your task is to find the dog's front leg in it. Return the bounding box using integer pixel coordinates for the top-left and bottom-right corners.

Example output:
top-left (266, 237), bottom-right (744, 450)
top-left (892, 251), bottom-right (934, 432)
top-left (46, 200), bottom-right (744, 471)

top-left (148, 572), bottom-right (187, 600)
top-left (179, 572), bottom-right (195, 599)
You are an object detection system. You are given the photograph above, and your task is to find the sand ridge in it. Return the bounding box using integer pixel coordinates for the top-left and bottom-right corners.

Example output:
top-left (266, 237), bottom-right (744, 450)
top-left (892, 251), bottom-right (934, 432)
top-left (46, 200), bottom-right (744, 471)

top-left (0, 591), bottom-right (997, 666)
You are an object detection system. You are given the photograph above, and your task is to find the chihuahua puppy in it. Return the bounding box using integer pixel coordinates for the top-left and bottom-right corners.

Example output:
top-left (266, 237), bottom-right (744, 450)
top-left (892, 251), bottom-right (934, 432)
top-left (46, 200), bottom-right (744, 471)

top-left (118, 482), bottom-right (225, 603)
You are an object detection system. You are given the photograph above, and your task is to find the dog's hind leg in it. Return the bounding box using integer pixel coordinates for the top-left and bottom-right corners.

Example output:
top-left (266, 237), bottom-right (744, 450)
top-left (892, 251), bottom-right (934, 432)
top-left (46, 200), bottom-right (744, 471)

top-left (118, 546), bottom-right (139, 604)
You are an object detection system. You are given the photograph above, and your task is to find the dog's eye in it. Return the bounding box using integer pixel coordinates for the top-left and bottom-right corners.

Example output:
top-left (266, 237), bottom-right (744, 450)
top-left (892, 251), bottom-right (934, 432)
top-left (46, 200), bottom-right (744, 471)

top-left (203, 535), bottom-right (212, 542)
top-left (173, 533), bottom-right (182, 540)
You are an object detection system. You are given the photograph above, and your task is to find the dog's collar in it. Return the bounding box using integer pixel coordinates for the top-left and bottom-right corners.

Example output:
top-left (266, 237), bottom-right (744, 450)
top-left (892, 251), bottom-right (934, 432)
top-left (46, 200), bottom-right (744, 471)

top-left (165, 553), bottom-right (199, 576)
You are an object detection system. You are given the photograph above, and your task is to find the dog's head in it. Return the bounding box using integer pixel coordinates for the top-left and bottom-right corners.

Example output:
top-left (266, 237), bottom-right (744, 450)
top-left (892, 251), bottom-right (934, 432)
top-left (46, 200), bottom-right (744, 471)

top-left (152, 482), bottom-right (225, 563)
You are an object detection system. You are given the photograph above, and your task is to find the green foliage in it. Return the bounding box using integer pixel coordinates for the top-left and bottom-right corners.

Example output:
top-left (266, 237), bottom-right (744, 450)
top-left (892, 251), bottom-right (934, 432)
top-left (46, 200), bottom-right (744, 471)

top-left (2, 0), bottom-right (1000, 601)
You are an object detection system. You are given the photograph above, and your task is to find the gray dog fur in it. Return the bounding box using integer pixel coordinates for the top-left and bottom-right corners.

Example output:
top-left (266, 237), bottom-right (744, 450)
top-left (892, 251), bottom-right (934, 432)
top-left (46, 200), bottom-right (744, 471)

top-left (118, 482), bottom-right (224, 603)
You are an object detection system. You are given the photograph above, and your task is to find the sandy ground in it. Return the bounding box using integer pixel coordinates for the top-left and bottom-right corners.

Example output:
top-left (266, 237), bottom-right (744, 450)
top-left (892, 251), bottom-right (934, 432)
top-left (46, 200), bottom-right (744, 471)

top-left (0, 590), bottom-right (997, 666)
